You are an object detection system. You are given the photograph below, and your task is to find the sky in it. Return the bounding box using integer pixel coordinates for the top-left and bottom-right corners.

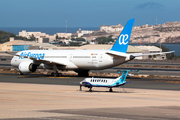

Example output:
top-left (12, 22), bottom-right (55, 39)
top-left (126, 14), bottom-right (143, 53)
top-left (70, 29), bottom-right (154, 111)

top-left (0, 0), bottom-right (180, 27)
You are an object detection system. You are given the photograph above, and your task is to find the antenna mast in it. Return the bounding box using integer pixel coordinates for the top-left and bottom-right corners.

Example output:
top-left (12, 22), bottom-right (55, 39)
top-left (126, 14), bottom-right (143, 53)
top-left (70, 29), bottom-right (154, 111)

top-left (156, 16), bottom-right (157, 25)
top-left (66, 18), bottom-right (67, 33)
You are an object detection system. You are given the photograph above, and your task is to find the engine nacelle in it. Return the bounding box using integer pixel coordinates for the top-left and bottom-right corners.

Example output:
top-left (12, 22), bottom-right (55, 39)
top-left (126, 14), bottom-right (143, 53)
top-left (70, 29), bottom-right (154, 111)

top-left (18, 61), bottom-right (37, 73)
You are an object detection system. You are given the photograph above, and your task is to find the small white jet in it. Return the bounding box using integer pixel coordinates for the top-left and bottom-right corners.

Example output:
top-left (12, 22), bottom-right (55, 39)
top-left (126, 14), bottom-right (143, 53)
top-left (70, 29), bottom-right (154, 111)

top-left (10, 19), bottom-right (174, 76)
top-left (80, 70), bottom-right (130, 92)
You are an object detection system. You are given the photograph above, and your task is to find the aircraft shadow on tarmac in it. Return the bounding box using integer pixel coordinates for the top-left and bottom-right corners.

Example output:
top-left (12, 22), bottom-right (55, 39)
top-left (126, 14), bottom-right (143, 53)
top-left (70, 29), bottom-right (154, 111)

top-left (82, 88), bottom-right (134, 93)
top-left (83, 90), bottom-right (133, 93)
top-left (14, 73), bottom-right (128, 79)
top-left (16, 74), bottom-right (78, 78)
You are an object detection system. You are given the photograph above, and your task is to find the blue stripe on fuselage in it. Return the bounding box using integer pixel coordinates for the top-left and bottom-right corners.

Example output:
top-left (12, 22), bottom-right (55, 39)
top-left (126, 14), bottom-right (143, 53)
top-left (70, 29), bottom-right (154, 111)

top-left (82, 82), bottom-right (127, 88)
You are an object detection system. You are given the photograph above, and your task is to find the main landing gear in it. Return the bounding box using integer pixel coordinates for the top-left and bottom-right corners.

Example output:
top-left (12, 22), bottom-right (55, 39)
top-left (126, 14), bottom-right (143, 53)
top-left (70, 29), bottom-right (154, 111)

top-left (79, 85), bottom-right (92, 92)
top-left (51, 71), bottom-right (62, 77)
top-left (51, 65), bottom-right (62, 77)
top-left (80, 85), bottom-right (82, 91)
top-left (109, 88), bottom-right (113, 92)
top-left (19, 71), bottom-right (23, 75)
top-left (76, 70), bottom-right (89, 77)
top-left (89, 87), bottom-right (92, 92)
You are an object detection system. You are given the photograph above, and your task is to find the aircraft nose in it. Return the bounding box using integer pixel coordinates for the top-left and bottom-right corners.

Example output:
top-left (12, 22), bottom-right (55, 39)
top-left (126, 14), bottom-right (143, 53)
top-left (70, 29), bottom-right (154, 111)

top-left (10, 57), bottom-right (18, 67)
top-left (10, 57), bottom-right (14, 66)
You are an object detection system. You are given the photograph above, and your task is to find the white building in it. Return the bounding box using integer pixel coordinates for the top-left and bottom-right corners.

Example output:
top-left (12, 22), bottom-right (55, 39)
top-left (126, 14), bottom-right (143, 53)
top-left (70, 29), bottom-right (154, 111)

top-left (76, 28), bottom-right (94, 37)
top-left (100, 24), bottom-right (123, 32)
top-left (19, 30), bottom-right (56, 43)
top-left (19, 30), bottom-right (46, 39)
top-left (56, 33), bottom-right (72, 39)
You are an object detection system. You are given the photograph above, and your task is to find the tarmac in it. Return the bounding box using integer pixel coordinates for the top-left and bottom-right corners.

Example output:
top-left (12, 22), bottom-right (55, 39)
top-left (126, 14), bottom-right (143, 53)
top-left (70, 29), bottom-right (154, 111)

top-left (0, 73), bottom-right (180, 120)
top-left (1, 60), bottom-right (180, 77)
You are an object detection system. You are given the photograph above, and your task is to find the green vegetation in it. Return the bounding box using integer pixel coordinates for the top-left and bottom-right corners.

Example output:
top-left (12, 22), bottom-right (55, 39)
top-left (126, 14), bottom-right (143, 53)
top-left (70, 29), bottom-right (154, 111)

top-left (71, 37), bottom-right (86, 42)
top-left (95, 35), bottom-right (114, 44)
top-left (0, 31), bottom-right (30, 43)
top-left (0, 31), bottom-right (24, 43)
top-left (69, 42), bottom-right (81, 46)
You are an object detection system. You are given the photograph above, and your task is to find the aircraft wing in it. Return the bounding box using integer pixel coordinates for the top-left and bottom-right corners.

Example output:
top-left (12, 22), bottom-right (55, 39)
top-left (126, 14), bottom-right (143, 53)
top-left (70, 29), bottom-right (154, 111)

top-left (132, 51), bottom-right (175, 57)
top-left (5, 51), bottom-right (16, 56)
top-left (15, 54), bottom-right (68, 66)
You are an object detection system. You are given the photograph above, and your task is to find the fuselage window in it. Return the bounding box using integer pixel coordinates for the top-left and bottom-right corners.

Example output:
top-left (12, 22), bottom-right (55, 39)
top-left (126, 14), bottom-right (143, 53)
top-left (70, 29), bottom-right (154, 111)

top-left (44, 56), bottom-right (67, 58)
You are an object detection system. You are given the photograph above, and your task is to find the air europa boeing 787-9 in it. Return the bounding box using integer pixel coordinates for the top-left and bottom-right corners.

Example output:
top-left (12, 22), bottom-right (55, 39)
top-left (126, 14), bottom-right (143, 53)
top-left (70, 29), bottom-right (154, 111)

top-left (10, 19), bottom-right (173, 76)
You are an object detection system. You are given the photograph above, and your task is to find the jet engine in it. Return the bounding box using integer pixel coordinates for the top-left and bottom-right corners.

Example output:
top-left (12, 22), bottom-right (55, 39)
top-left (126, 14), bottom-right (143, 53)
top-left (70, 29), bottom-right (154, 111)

top-left (18, 61), bottom-right (37, 73)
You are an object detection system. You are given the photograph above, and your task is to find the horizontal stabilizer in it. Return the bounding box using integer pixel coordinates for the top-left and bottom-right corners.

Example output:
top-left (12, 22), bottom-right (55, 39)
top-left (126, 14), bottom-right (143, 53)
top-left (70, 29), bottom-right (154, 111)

top-left (132, 51), bottom-right (174, 57)
top-left (106, 51), bottom-right (129, 58)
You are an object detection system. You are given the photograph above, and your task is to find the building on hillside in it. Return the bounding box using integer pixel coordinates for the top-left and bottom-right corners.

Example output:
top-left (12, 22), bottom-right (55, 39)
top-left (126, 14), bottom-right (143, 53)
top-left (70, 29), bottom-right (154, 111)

top-left (38, 37), bottom-right (49, 43)
top-left (0, 37), bottom-right (36, 51)
top-left (100, 24), bottom-right (123, 32)
top-left (29, 43), bottom-right (57, 50)
top-left (19, 30), bottom-right (56, 43)
top-left (76, 28), bottom-right (94, 37)
top-left (19, 30), bottom-right (46, 39)
top-left (56, 33), bottom-right (72, 39)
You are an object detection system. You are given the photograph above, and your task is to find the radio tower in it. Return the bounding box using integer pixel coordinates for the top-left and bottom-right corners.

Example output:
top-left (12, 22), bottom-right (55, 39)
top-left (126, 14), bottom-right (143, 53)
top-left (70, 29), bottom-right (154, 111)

top-left (66, 18), bottom-right (67, 33)
top-left (156, 16), bottom-right (157, 25)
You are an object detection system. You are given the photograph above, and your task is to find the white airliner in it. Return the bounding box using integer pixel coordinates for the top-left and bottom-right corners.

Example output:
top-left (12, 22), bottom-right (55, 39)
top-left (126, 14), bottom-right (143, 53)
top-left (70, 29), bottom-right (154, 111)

top-left (80, 70), bottom-right (130, 92)
top-left (10, 19), bottom-right (173, 76)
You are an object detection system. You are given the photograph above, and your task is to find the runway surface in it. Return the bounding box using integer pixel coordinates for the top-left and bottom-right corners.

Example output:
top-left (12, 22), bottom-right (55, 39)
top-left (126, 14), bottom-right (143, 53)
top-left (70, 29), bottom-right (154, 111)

top-left (1, 73), bottom-right (180, 120)
top-left (0, 73), bottom-right (180, 91)
top-left (1, 60), bottom-right (180, 76)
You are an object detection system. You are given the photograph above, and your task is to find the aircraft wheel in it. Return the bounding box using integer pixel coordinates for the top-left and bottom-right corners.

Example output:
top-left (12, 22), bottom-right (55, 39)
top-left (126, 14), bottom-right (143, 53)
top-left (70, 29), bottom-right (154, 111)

top-left (109, 88), bottom-right (113, 92)
top-left (55, 71), bottom-right (59, 77)
top-left (80, 85), bottom-right (82, 91)
top-left (89, 88), bottom-right (92, 92)
top-left (19, 72), bottom-right (23, 75)
top-left (51, 72), bottom-right (54, 76)
top-left (59, 73), bottom-right (62, 76)
top-left (51, 72), bottom-right (59, 77)
top-left (78, 71), bottom-right (89, 77)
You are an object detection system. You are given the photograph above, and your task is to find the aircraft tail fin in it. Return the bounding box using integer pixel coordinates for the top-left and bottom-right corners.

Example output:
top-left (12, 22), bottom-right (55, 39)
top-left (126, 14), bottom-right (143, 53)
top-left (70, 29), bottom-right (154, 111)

top-left (117, 70), bottom-right (130, 84)
top-left (110, 19), bottom-right (135, 53)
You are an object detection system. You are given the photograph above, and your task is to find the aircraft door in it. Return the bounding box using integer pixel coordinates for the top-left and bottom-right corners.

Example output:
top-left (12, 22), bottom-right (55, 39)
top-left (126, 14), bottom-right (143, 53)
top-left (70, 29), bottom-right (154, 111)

top-left (69, 53), bottom-right (73, 61)
top-left (99, 54), bottom-right (103, 63)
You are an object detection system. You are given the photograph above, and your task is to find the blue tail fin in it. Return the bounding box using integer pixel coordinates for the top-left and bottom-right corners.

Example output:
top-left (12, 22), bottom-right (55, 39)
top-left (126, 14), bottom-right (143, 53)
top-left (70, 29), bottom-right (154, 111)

top-left (117, 70), bottom-right (129, 84)
top-left (110, 19), bottom-right (135, 53)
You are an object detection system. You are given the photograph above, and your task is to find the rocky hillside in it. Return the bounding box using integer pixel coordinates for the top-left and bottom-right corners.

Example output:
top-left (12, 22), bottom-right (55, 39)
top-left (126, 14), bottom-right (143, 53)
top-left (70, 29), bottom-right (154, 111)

top-left (130, 21), bottom-right (180, 44)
